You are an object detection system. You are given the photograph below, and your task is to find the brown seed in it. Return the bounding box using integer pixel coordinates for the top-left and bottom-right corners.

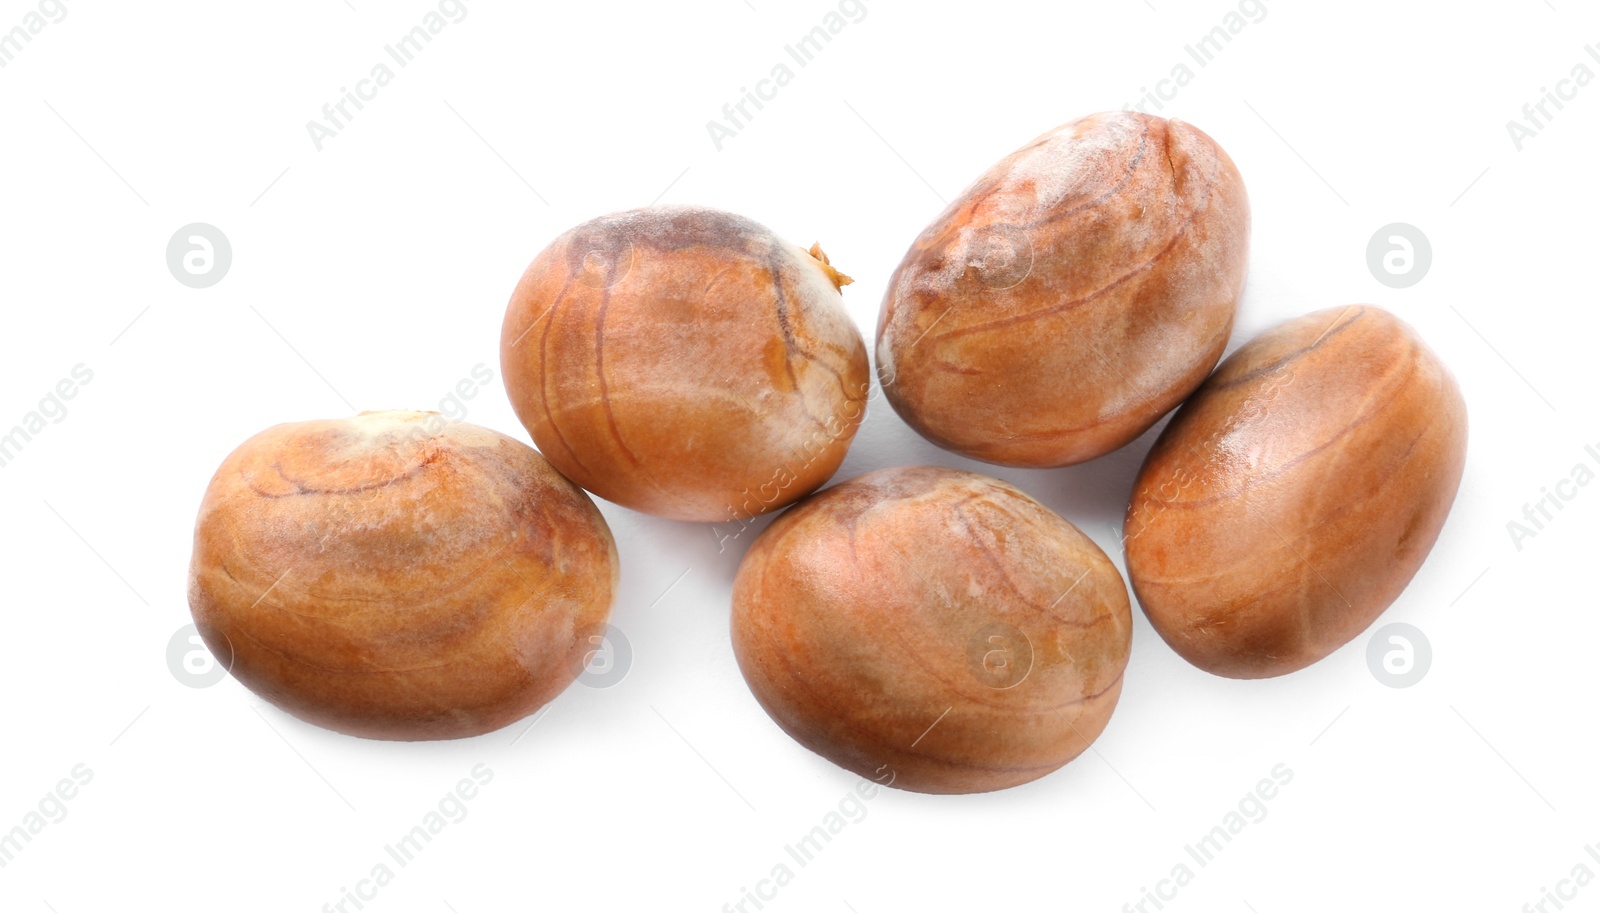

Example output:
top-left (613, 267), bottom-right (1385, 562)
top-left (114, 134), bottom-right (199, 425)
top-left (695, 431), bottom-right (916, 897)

top-left (1124, 306), bottom-right (1468, 679)
top-left (877, 111), bottom-right (1250, 467)
top-left (186, 411), bottom-right (619, 740)
top-left (500, 205), bottom-right (870, 522)
top-left (731, 466), bottom-right (1132, 794)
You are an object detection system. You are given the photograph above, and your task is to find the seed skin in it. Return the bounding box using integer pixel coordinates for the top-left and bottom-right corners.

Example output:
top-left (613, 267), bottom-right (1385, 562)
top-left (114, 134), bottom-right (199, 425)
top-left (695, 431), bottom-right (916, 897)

top-left (501, 205), bottom-right (870, 522)
top-left (187, 411), bottom-right (619, 740)
top-left (1125, 306), bottom-right (1468, 679)
top-left (733, 466), bottom-right (1132, 794)
top-left (878, 111), bottom-right (1251, 467)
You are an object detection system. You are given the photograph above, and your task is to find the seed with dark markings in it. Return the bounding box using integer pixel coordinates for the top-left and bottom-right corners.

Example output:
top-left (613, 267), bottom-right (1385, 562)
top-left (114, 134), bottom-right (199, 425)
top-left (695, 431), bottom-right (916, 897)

top-left (877, 111), bottom-right (1250, 467)
top-left (732, 466), bottom-right (1132, 794)
top-left (186, 411), bottom-right (619, 740)
top-left (501, 205), bottom-right (870, 522)
top-left (1124, 306), bottom-right (1468, 679)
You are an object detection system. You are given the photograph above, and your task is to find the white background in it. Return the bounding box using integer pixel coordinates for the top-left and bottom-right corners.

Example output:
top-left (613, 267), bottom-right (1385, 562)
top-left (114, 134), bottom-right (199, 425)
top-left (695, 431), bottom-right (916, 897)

top-left (1, 1), bottom-right (1595, 911)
